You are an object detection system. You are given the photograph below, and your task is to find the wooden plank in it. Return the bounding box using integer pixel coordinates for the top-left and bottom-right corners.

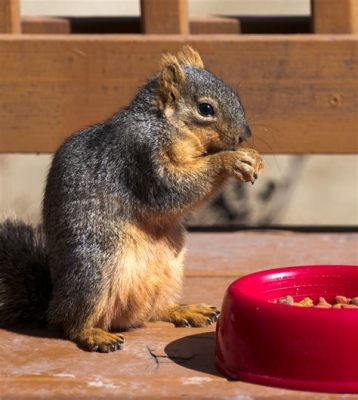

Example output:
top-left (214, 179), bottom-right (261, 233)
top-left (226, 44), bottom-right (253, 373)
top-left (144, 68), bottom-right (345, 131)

top-left (0, 262), bottom-right (353, 400)
top-left (140, 0), bottom-right (189, 34)
top-left (21, 17), bottom-right (70, 34)
top-left (190, 16), bottom-right (240, 34)
top-left (0, 231), bottom-right (356, 398)
top-left (0, 0), bottom-right (20, 33)
top-left (0, 320), bottom-right (333, 399)
top-left (185, 231), bottom-right (358, 276)
top-left (312, 0), bottom-right (358, 33)
top-left (0, 35), bottom-right (357, 154)
top-left (66, 16), bottom-right (238, 35)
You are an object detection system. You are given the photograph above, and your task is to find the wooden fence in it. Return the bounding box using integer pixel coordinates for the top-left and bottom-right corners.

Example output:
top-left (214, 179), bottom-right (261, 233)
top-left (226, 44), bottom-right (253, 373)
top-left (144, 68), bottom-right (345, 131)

top-left (0, 0), bottom-right (357, 154)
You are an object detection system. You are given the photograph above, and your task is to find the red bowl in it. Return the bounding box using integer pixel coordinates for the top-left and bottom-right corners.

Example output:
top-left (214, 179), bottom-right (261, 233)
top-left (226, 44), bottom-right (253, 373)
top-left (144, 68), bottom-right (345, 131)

top-left (216, 265), bottom-right (358, 393)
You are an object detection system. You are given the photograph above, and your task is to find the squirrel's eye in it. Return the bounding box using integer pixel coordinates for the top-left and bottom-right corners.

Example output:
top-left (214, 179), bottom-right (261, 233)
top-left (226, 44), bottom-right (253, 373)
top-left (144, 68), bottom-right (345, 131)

top-left (198, 103), bottom-right (214, 117)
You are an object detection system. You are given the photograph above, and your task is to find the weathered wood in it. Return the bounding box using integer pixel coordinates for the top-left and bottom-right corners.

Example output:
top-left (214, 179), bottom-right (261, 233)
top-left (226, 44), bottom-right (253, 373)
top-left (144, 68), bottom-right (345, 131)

top-left (22, 17), bottom-right (70, 34)
top-left (0, 35), bottom-right (357, 154)
top-left (0, 231), bottom-right (357, 398)
top-left (140, 0), bottom-right (189, 34)
top-left (190, 16), bottom-right (240, 34)
top-left (0, 0), bottom-right (20, 33)
top-left (185, 231), bottom-right (358, 276)
top-left (21, 16), bottom-right (239, 35)
top-left (312, 0), bottom-right (358, 33)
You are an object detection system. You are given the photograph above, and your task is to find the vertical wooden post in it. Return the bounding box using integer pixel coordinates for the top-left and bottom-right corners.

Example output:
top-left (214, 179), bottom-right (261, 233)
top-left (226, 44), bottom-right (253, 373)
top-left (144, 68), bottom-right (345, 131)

top-left (312, 0), bottom-right (358, 33)
top-left (140, 0), bottom-right (189, 34)
top-left (0, 0), bottom-right (21, 33)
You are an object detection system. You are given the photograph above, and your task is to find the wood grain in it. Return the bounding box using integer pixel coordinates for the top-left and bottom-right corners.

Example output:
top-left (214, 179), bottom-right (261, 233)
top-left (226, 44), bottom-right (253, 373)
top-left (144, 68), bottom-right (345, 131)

top-left (140, 0), bottom-right (189, 33)
top-left (0, 231), bottom-right (356, 398)
top-left (312, 0), bottom-right (358, 33)
top-left (22, 17), bottom-right (70, 34)
top-left (0, 0), bottom-right (20, 33)
top-left (0, 35), bottom-right (357, 154)
top-left (190, 16), bottom-right (240, 34)
top-left (185, 231), bottom-right (358, 276)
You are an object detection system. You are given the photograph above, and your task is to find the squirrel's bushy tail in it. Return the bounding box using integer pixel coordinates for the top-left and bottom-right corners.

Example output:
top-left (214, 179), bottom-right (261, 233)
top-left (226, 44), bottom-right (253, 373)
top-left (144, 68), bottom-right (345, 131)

top-left (0, 219), bottom-right (52, 327)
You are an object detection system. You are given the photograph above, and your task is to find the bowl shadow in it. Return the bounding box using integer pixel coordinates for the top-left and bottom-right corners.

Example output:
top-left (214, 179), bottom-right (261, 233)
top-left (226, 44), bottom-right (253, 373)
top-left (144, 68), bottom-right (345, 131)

top-left (164, 331), bottom-right (223, 378)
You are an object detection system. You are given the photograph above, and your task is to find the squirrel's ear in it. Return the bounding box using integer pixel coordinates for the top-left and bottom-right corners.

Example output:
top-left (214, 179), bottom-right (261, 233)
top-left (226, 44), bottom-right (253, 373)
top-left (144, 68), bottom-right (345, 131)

top-left (177, 45), bottom-right (204, 69)
top-left (157, 53), bottom-right (186, 107)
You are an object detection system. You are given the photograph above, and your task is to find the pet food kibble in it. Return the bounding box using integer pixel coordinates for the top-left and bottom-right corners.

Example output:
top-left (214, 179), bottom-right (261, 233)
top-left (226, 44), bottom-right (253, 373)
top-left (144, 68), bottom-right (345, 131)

top-left (292, 302), bottom-right (304, 307)
top-left (318, 297), bottom-right (330, 305)
top-left (315, 303), bottom-right (332, 308)
top-left (335, 295), bottom-right (350, 304)
top-left (315, 297), bottom-right (332, 308)
top-left (274, 295), bottom-right (358, 309)
top-left (351, 297), bottom-right (358, 306)
top-left (342, 304), bottom-right (358, 309)
top-left (277, 295), bottom-right (294, 305)
top-left (299, 297), bottom-right (314, 307)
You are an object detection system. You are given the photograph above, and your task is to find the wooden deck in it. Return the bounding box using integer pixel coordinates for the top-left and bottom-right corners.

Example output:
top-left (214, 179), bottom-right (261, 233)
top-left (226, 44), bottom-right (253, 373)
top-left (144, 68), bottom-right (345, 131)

top-left (1, 230), bottom-right (357, 399)
top-left (1, 1), bottom-right (357, 398)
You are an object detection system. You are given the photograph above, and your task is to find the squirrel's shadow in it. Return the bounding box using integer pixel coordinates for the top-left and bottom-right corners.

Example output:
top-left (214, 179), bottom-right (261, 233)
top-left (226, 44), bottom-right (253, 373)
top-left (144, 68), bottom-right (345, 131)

top-left (6, 327), bottom-right (225, 364)
top-left (164, 331), bottom-right (222, 378)
top-left (4, 325), bottom-right (62, 340)
top-left (4, 326), bottom-right (89, 351)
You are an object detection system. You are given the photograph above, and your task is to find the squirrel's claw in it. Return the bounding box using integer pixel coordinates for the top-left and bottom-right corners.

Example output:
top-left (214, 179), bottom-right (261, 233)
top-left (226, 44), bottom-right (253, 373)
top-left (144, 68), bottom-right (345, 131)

top-left (251, 172), bottom-right (258, 185)
top-left (163, 304), bottom-right (220, 328)
top-left (75, 328), bottom-right (124, 353)
top-left (183, 319), bottom-right (191, 328)
top-left (230, 148), bottom-right (264, 184)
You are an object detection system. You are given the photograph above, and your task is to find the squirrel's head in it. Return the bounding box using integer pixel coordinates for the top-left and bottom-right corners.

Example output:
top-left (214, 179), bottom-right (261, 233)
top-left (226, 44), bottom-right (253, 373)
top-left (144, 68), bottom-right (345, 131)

top-left (154, 46), bottom-right (251, 152)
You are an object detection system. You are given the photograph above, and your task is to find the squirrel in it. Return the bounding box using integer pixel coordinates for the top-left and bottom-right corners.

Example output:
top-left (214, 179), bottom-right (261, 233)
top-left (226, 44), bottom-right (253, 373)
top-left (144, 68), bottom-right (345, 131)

top-left (0, 46), bottom-right (263, 352)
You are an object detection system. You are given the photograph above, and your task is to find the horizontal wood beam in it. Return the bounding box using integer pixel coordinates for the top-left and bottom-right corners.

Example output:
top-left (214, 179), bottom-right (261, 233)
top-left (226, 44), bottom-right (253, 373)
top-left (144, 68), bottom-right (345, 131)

top-left (0, 35), bottom-right (357, 154)
top-left (20, 16), bottom-right (239, 35)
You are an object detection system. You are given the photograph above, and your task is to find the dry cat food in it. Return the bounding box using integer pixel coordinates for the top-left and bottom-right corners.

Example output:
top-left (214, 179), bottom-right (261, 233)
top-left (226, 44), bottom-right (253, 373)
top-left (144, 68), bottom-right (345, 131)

top-left (273, 295), bottom-right (358, 308)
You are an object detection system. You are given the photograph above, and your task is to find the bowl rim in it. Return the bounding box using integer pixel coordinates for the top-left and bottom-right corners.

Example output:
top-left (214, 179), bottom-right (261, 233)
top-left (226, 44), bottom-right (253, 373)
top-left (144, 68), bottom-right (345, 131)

top-left (228, 264), bottom-right (358, 313)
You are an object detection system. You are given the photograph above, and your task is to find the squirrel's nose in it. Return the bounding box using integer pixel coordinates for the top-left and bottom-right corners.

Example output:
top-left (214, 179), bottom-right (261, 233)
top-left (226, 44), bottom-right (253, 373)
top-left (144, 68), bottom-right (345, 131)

top-left (239, 124), bottom-right (252, 143)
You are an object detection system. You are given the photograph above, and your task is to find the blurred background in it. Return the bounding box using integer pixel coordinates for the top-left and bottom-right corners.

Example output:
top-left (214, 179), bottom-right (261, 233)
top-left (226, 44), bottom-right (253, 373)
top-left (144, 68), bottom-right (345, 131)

top-left (1, 0), bottom-right (357, 227)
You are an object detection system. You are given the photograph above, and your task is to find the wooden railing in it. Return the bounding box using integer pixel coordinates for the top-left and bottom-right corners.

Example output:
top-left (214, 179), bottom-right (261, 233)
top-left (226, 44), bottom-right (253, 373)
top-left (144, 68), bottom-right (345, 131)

top-left (0, 0), bottom-right (357, 154)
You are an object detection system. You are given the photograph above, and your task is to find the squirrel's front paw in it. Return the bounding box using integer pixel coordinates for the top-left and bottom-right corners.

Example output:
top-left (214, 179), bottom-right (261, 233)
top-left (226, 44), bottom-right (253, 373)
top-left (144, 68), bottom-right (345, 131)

top-left (162, 304), bottom-right (220, 328)
top-left (75, 328), bottom-right (124, 353)
top-left (230, 148), bottom-right (264, 184)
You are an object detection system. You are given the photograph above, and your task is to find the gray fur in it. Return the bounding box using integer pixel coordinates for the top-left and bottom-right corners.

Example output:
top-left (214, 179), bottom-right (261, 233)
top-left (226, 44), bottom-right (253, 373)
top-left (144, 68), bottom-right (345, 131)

top-left (0, 63), bottom-right (249, 335)
top-left (0, 220), bottom-right (50, 326)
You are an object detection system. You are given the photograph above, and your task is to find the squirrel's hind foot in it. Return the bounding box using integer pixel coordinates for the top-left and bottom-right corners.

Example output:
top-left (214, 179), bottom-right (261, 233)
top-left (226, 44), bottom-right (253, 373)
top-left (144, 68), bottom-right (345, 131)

top-left (160, 304), bottom-right (220, 328)
top-left (74, 328), bottom-right (124, 353)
